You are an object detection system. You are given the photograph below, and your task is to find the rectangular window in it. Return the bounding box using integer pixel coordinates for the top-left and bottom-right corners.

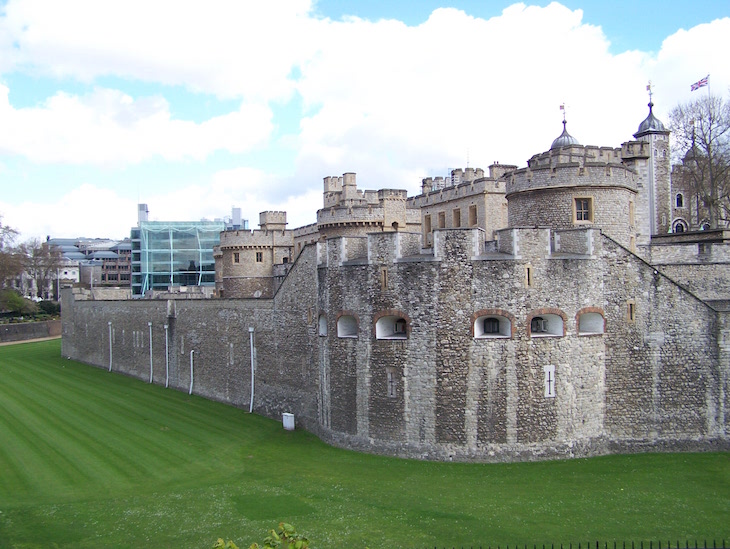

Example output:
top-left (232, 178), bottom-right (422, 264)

top-left (233, 252), bottom-right (240, 263)
top-left (468, 204), bottom-right (478, 226)
top-left (453, 208), bottom-right (461, 227)
top-left (380, 267), bottom-right (388, 291)
top-left (256, 252), bottom-right (263, 262)
top-left (424, 215), bottom-right (432, 246)
top-left (525, 264), bottom-right (533, 287)
top-left (574, 197), bottom-right (593, 222)
top-left (438, 211), bottom-right (446, 229)
top-left (627, 300), bottom-right (636, 322)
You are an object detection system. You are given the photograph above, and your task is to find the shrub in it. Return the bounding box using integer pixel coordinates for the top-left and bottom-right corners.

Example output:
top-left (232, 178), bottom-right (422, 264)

top-left (38, 300), bottom-right (60, 316)
top-left (214, 522), bottom-right (309, 549)
top-left (0, 289), bottom-right (39, 316)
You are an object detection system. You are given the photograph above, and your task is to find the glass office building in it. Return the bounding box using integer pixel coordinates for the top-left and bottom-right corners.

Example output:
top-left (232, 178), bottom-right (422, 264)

top-left (131, 220), bottom-right (225, 296)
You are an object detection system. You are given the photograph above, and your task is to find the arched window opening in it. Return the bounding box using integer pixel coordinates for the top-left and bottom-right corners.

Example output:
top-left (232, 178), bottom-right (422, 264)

top-left (529, 313), bottom-right (564, 337)
top-left (531, 316), bottom-right (548, 333)
top-left (376, 315), bottom-right (408, 340)
top-left (578, 312), bottom-right (604, 335)
top-left (673, 219), bottom-right (687, 233)
top-left (676, 193), bottom-right (684, 208)
top-left (337, 315), bottom-right (358, 338)
top-left (318, 314), bottom-right (327, 336)
top-left (473, 315), bottom-right (511, 339)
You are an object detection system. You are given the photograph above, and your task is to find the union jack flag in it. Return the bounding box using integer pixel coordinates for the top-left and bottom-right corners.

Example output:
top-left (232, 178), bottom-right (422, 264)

top-left (691, 75), bottom-right (709, 91)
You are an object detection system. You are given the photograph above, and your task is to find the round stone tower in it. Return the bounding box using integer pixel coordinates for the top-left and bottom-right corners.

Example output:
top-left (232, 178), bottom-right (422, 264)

top-left (505, 119), bottom-right (639, 250)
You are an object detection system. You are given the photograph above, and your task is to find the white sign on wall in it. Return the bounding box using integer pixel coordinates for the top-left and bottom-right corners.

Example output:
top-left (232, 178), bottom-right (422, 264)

top-left (543, 365), bottom-right (556, 398)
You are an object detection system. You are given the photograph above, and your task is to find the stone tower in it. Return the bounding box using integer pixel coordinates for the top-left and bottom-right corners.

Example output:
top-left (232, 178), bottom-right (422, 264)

top-left (622, 101), bottom-right (671, 243)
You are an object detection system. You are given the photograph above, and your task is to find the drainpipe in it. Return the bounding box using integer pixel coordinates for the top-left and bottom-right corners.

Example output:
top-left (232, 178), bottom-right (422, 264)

top-left (108, 321), bottom-right (113, 372)
top-left (189, 350), bottom-right (194, 395)
top-left (148, 322), bottom-right (153, 383)
top-left (249, 327), bottom-right (255, 413)
top-left (164, 324), bottom-right (169, 388)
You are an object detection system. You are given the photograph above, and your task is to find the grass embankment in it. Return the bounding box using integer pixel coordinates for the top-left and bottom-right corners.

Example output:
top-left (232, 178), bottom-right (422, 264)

top-left (0, 340), bottom-right (728, 548)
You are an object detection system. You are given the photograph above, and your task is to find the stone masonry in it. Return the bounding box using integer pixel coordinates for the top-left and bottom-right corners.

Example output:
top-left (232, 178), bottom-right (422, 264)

top-left (61, 100), bottom-right (730, 462)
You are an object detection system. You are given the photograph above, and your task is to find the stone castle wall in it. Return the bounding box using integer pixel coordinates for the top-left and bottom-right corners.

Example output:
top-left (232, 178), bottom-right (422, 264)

top-left (62, 226), bottom-right (730, 462)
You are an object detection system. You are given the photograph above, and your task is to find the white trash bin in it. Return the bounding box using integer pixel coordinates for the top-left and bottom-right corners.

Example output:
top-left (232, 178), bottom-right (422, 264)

top-left (282, 413), bottom-right (295, 431)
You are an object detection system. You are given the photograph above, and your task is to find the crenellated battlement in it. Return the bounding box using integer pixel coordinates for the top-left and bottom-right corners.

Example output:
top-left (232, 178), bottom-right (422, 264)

top-left (259, 211), bottom-right (287, 230)
top-left (316, 226), bottom-right (599, 267)
top-left (218, 227), bottom-right (293, 249)
top-left (507, 159), bottom-right (637, 196)
top-left (621, 139), bottom-right (652, 159)
top-left (409, 177), bottom-right (506, 207)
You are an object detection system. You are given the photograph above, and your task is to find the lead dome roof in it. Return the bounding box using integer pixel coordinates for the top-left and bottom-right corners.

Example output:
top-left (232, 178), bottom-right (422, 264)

top-left (634, 101), bottom-right (668, 137)
top-left (550, 120), bottom-right (580, 149)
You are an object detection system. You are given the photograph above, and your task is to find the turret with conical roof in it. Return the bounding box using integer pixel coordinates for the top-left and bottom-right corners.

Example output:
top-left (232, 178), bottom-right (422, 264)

top-left (621, 95), bottom-right (671, 242)
top-left (634, 101), bottom-right (669, 139)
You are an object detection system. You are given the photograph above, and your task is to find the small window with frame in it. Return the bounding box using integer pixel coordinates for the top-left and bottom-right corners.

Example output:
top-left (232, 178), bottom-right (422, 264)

top-left (468, 204), bottom-right (478, 226)
top-left (256, 252), bottom-right (263, 262)
top-left (574, 197), bottom-right (593, 223)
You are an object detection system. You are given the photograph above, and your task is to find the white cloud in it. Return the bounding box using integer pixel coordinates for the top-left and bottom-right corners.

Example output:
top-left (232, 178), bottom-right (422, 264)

top-left (1, 2), bottom-right (730, 242)
top-left (0, 168), bottom-right (321, 241)
top-left (1, 184), bottom-right (137, 240)
top-left (0, 0), bottom-right (317, 100)
top-left (0, 85), bottom-right (273, 165)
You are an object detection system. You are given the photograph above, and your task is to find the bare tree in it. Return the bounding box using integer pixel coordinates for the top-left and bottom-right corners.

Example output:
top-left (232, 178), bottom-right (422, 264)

top-left (21, 238), bottom-right (63, 300)
top-left (0, 216), bottom-right (23, 290)
top-left (670, 93), bottom-right (730, 229)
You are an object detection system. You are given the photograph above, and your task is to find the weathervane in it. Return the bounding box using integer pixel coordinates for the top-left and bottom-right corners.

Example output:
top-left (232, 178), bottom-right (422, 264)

top-left (560, 102), bottom-right (566, 122)
top-left (646, 81), bottom-right (653, 103)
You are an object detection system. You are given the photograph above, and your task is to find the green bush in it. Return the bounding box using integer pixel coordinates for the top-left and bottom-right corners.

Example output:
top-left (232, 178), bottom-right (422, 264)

top-left (214, 522), bottom-right (309, 549)
top-left (0, 289), bottom-right (38, 316)
top-left (38, 300), bottom-right (60, 316)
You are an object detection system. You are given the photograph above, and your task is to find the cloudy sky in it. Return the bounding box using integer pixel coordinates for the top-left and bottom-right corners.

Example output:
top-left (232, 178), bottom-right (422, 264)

top-left (1, 0), bottom-right (728, 241)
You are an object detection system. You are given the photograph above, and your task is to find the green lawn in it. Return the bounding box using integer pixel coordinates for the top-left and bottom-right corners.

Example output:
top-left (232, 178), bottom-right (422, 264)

top-left (0, 340), bottom-right (728, 548)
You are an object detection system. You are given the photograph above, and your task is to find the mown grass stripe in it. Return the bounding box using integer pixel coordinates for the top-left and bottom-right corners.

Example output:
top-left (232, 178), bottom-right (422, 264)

top-left (1, 340), bottom-right (728, 549)
top-left (1, 351), bottom-right (245, 500)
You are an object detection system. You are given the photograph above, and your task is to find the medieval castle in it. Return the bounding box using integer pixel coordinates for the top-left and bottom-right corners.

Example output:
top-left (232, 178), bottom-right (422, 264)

top-left (62, 100), bottom-right (730, 462)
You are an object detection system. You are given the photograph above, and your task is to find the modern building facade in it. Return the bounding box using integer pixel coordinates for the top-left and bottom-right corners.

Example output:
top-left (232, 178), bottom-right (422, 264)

top-left (131, 219), bottom-right (224, 296)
